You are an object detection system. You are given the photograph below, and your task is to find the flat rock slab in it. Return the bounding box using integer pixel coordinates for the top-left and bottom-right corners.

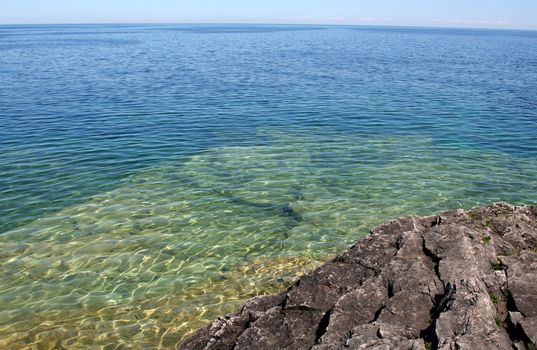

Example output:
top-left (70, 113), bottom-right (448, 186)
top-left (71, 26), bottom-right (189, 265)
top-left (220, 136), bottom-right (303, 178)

top-left (180, 203), bottom-right (537, 350)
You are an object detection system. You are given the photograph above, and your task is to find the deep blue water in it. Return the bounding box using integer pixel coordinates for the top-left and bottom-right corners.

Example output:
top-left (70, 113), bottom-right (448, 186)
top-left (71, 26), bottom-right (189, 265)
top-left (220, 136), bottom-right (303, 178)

top-left (1, 24), bottom-right (537, 348)
top-left (2, 24), bottom-right (537, 233)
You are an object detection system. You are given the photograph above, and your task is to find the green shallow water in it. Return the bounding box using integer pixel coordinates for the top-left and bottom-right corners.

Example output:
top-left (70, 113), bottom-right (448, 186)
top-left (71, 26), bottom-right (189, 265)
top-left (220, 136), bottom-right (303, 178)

top-left (2, 23), bottom-right (537, 350)
top-left (1, 130), bottom-right (536, 349)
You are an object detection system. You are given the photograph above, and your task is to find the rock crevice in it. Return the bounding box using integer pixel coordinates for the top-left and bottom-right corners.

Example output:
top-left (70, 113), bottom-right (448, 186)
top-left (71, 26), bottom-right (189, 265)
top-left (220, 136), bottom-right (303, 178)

top-left (181, 203), bottom-right (537, 350)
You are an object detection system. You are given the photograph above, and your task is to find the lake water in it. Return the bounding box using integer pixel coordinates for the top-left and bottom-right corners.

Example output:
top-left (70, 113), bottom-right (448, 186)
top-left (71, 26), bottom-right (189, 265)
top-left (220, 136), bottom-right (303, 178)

top-left (1, 24), bottom-right (536, 349)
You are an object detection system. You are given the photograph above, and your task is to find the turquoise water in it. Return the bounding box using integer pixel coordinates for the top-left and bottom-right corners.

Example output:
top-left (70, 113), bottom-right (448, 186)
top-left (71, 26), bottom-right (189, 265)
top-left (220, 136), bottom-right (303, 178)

top-left (1, 24), bottom-right (537, 349)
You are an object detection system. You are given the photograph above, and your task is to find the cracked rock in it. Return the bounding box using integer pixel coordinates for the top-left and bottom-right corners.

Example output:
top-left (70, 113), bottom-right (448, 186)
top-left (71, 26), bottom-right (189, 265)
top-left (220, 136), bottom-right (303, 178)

top-left (180, 203), bottom-right (537, 350)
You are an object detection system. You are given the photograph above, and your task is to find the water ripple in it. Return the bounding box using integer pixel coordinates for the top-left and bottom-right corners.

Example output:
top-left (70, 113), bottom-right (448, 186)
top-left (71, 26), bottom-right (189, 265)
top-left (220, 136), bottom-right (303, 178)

top-left (1, 24), bottom-right (537, 349)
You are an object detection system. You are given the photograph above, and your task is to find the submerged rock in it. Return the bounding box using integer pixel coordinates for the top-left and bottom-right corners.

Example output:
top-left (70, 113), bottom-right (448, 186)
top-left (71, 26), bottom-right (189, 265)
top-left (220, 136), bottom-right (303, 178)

top-left (180, 203), bottom-right (537, 350)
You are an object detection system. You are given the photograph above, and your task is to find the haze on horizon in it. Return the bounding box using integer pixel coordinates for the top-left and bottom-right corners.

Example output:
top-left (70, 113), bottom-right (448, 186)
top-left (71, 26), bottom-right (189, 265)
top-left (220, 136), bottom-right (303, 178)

top-left (1, 0), bottom-right (537, 30)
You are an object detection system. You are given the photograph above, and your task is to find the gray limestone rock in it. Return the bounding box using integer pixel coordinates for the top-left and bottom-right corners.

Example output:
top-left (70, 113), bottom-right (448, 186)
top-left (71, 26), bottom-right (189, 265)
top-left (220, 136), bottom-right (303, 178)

top-left (180, 203), bottom-right (537, 350)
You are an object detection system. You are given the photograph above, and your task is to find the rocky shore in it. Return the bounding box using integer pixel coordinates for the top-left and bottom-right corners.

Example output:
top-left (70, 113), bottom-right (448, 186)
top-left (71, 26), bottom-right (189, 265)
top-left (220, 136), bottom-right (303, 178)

top-left (180, 203), bottom-right (537, 350)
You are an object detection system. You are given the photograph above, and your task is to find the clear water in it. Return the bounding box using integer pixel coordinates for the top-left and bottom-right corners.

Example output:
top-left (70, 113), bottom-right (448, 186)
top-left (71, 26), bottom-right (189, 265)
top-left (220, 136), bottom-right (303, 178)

top-left (1, 24), bottom-right (537, 349)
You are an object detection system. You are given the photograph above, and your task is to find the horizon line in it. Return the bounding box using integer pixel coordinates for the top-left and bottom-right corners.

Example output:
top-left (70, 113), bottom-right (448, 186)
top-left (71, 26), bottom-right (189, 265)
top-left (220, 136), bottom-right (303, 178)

top-left (1, 21), bottom-right (537, 32)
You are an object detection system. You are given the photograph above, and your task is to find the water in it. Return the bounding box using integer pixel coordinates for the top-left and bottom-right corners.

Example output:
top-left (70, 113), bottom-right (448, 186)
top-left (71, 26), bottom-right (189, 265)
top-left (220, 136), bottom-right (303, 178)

top-left (1, 24), bottom-right (536, 349)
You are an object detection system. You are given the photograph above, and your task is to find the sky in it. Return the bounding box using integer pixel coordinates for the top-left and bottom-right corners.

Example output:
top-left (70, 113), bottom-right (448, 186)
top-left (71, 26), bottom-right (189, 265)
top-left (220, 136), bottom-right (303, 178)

top-left (1, 0), bottom-right (537, 29)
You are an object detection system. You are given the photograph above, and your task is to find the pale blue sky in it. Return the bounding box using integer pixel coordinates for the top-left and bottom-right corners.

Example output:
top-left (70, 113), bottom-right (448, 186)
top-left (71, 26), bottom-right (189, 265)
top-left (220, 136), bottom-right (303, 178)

top-left (1, 0), bottom-right (536, 29)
